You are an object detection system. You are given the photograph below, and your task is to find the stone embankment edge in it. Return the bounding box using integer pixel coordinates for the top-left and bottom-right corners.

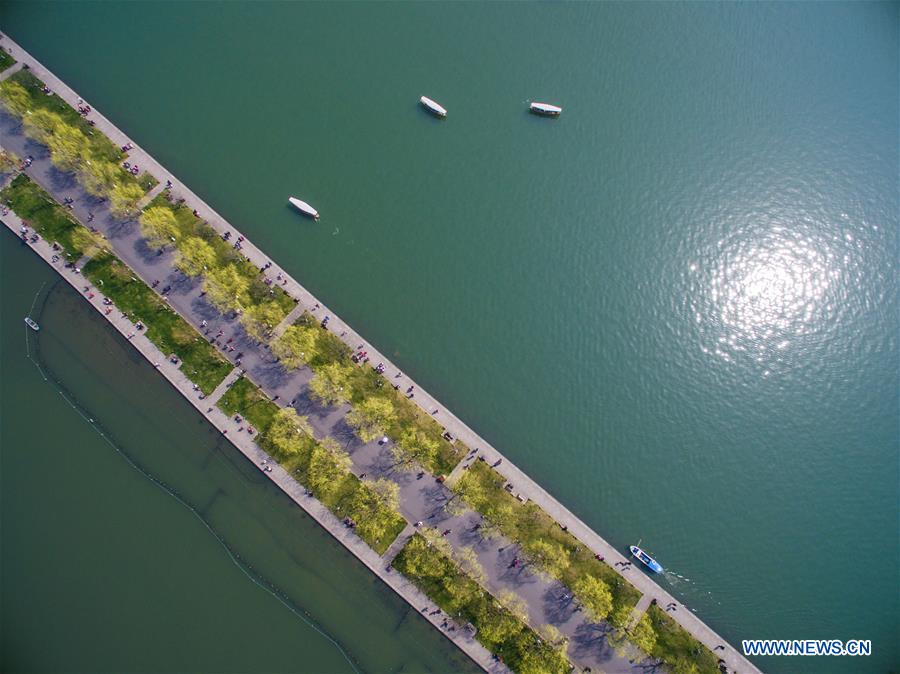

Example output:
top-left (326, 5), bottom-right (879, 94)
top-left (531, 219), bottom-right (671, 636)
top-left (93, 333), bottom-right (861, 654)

top-left (0, 206), bottom-right (505, 674)
top-left (0, 30), bottom-right (761, 674)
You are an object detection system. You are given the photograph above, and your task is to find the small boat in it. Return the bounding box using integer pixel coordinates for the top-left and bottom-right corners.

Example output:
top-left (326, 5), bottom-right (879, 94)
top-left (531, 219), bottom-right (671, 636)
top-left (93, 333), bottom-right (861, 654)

top-left (24, 316), bottom-right (40, 331)
top-left (288, 197), bottom-right (319, 220)
top-left (630, 545), bottom-right (663, 573)
top-left (420, 96), bottom-right (447, 118)
top-left (529, 102), bottom-right (563, 117)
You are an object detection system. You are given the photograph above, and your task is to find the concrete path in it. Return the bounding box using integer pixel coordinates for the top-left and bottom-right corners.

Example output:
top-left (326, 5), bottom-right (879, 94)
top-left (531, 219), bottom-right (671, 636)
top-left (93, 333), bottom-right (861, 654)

top-left (0, 30), bottom-right (761, 674)
top-left (626, 594), bottom-right (655, 631)
top-left (0, 205), bottom-right (508, 674)
top-left (0, 61), bottom-right (23, 82)
top-left (206, 366), bottom-right (243, 406)
top-left (270, 301), bottom-right (307, 340)
top-left (1, 129), bottom-right (647, 673)
top-left (135, 181), bottom-right (167, 210)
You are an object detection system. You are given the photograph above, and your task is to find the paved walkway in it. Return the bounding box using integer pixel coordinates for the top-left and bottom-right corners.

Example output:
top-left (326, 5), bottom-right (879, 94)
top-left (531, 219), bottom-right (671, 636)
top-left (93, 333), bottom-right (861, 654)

top-left (0, 206), bottom-right (507, 674)
top-left (626, 594), bottom-right (655, 631)
top-left (0, 30), bottom-right (761, 674)
top-left (1, 125), bottom-right (647, 673)
top-left (206, 366), bottom-right (243, 406)
top-left (0, 60), bottom-right (23, 82)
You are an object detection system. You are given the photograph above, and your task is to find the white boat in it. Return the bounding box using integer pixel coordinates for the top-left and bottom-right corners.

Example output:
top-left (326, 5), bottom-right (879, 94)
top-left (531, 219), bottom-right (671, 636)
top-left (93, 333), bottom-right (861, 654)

top-left (529, 102), bottom-right (563, 117)
top-left (24, 316), bottom-right (40, 331)
top-left (629, 545), bottom-right (663, 573)
top-left (288, 197), bottom-right (319, 220)
top-left (420, 96), bottom-right (447, 118)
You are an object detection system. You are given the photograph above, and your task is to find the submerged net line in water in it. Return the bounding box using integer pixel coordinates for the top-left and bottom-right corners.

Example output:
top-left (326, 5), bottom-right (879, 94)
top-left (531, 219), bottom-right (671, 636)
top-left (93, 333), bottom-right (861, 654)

top-left (23, 281), bottom-right (364, 674)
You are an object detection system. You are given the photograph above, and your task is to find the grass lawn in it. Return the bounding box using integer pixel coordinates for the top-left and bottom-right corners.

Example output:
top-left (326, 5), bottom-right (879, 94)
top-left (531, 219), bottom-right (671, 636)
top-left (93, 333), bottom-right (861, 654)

top-left (217, 376), bottom-right (279, 432)
top-left (293, 312), bottom-right (466, 475)
top-left (455, 460), bottom-right (641, 620)
top-left (1, 173), bottom-right (97, 259)
top-left (6, 70), bottom-right (154, 194)
top-left (83, 252), bottom-right (232, 394)
top-left (0, 46), bottom-right (15, 73)
top-left (394, 534), bottom-right (571, 674)
top-left (642, 604), bottom-right (721, 674)
top-left (136, 171), bottom-right (158, 192)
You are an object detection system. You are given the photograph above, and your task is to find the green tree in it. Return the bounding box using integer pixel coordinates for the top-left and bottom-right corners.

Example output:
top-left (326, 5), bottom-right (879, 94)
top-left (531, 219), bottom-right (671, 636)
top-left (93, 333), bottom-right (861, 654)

top-left (22, 108), bottom-right (61, 144)
top-left (452, 545), bottom-right (486, 585)
top-left (473, 602), bottom-right (521, 645)
top-left (524, 540), bottom-right (570, 579)
top-left (515, 636), bottom-right (570, 674)
top-left (441, 573), bottom-right (478, 613)
top-left (572, 574), bottom-right (614, 623)
top-left (497, 589), bottom-right (530, 623)
top-left (482, 500), bottom-right (516, 538)
top-left (393, 427), bottom-right (440, 472)
top-left (46, 122), bottom-right (88, 173)
top-left (204, 264), bottom-right (250, 312)
top-left (307, 437), bottom-right (352, 498)
top-left (265, 407), bottom-right (312, 459)
top-left (174, 236), bottom-right (217, 277)
top-left (0, 149), bottom-right (20, 172)
top-left (454, 471), bottom-right (488, 508)
top-left (0, 80), bottom-right (31, 116)
top-left (537, 623), bottom-right (567, 649)
top-left (348, 478), bottom-right (400, 545)
top-left (139, 206), bottom-right (180, 248)
top-left (369, 478), bottom-right (400, 512)
top-left (108, 180), bottom-right (145, 219)
top-left (629, 613), bottom-right (657, 654)
top-left (346, 396), bottom-right (396, 442)
top-left (609, 603), bottom-right (634, 629)
top-left (307, 361), bottom-right (353, 406)
top-left (240, 301), bottom-right (284, 342)
top-left (420, 526), bottom-right (454, 558)
top-left (78, 154), bottom-right (121, 197)
top-left (70, 227), bottom-right (106, 258)
top-left (401, 533), bottom-right (449, 579)
top-left (271, 324), bottom-right (319, 370)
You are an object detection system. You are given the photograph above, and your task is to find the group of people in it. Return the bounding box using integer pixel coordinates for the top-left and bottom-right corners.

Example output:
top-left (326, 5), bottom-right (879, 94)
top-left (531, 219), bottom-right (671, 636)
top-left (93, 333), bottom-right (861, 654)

top-left (121, 161), bottom-right (141, 176)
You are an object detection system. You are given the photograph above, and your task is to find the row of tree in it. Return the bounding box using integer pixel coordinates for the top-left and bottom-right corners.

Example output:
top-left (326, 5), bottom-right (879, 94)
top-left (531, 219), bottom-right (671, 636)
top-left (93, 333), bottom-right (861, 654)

top-left (271, 319), bottom-right (452, 473)
top-left (452, 463), bottom-right (624, 628)
top-left (0, 79), bottom-right (145, 218)
top-left (264, 406), bottom-right (402, 546)
top-left (395, 532), bottom-right (571, 674)
top-left (139, 204), bottom-right (288, 343)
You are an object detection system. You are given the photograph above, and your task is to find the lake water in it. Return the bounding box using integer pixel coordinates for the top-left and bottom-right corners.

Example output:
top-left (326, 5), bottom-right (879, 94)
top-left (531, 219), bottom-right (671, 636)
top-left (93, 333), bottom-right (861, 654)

top-left (1, 2), bottom-right (897, 673)
top-left (0, 232), bottom-right (481, 673)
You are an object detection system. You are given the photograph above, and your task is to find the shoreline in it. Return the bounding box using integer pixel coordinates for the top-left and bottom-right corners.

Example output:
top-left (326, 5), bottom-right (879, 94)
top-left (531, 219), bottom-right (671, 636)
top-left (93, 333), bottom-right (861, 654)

top-left (0, 30), bottom-right (761, 674)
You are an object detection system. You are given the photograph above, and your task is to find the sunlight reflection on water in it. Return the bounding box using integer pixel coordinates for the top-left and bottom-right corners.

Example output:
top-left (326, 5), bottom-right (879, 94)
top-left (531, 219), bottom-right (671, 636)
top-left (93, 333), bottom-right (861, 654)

top-left (694, 222), bottom-right (844, 374)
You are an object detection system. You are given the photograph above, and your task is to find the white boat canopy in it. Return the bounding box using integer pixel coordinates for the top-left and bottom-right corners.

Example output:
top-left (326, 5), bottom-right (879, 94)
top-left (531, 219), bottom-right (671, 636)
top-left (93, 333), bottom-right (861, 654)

top-left (530, 102), bottom-right (563, 115)
top-left (420, 96), bottom-right (447, 117)
top-left (288, 196), bottom-right (319, 220)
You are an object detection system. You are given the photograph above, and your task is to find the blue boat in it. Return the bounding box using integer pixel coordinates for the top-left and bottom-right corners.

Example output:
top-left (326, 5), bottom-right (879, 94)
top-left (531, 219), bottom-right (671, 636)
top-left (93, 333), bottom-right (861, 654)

top-left (630, 545), bottom-right (663, 573)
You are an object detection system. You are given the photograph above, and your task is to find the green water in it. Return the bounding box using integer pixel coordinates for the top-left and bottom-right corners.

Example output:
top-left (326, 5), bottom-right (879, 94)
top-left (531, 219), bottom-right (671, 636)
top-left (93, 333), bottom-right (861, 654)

top-left (2, 2), bottom-right (898, 673)
top-left (0, 231), bottom-right (480, 673)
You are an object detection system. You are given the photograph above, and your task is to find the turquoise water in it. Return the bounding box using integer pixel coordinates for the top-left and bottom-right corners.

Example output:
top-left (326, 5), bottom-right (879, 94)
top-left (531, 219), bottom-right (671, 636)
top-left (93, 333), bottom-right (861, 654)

top-left (2, 2), bottom-right (897, 673)
top-left (0, 232), bottom-right (479, 673)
